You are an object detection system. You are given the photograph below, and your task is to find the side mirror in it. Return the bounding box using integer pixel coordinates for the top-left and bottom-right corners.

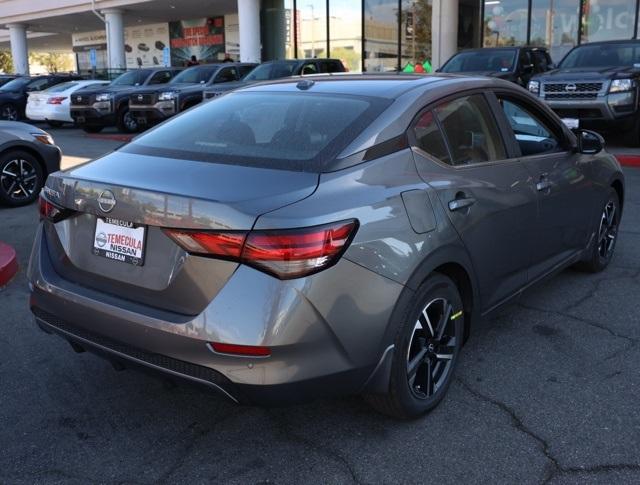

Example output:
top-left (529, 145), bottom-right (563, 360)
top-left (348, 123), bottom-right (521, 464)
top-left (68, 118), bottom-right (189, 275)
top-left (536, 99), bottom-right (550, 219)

top-left (575, 129), bottom-right (604, 155)
top-left (523, 63), bottom-right (534, 73)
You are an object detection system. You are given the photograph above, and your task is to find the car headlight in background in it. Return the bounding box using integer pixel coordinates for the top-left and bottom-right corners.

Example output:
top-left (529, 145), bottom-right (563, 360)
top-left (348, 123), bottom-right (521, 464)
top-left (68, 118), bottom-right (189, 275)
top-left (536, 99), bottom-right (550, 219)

top-left (158, 91), bottom-right (177, 101)
top-left (609, 79), bottom-right (635, 93)
top-left (32, 132), bottom-right (54, 146)
top-left (95, 93), bottom-right (112, 102)
top-left (528, 80), bottom-right (540, 95)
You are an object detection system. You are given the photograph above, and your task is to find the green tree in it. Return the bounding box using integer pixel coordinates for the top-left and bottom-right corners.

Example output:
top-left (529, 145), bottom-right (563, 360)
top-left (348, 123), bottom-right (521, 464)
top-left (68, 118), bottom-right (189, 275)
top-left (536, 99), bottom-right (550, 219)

top-left (0, 51), bottom-right (13, 74)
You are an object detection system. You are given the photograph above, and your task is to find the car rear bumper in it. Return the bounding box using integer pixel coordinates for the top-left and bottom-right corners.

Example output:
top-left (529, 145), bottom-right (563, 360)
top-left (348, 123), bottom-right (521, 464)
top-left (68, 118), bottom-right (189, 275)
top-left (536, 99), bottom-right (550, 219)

top-left (28, 223), bottom-right (402, 404)
top-left (27, 104), bottom-right (72, 123)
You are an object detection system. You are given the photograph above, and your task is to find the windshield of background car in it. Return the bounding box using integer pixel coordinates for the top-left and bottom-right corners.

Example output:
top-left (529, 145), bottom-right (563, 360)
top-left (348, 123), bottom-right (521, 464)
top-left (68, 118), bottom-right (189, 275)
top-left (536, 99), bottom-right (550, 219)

top-left (560, 43), bottom-right (640, 68)
top-left (0, 77), bottom-right (30, 91)
top-left (441, 49), bottom-right (517, 72)
top-left (244, 62), bottom-right (298, 81)
top-left (111, 70), bottom-right (149, 86)
top-left (170, 66), bottom-right (217, 84)
top-left (123, 91), bottom-right (389, 172)
top-left (44, 81), bottom-right (79, 93)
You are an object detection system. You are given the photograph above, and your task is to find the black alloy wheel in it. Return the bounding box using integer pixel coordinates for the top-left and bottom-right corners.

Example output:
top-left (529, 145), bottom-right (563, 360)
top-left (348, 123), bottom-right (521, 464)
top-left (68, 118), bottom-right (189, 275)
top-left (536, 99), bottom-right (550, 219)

top-left (0, 151), bottom-right (44, 206)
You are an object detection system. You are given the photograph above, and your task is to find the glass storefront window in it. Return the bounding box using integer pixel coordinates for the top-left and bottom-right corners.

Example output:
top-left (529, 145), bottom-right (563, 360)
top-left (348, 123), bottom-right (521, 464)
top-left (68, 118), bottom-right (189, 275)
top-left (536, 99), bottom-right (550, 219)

top-left (330, 0), bottom-right (363, 71)
top-left (582, 0), bottom-right (636, 43)
top-left (530, 0), bottom-right (580, 62)
top-left (364, 0), bottom-right (400, 71)
top-left (298, 0), bottom-right (328, 58)
top-left (483, 0), bottom-right (528, 47)
top-left (401, 0), bottom-right (433, 69)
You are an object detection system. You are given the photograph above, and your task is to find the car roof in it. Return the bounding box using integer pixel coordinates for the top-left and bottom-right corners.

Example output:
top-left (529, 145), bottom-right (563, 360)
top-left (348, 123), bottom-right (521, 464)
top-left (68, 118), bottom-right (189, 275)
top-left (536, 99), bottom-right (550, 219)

top-left (239, 73), bottom-right (468, 99)
top-left (571, 39), bottom-right (640, 47)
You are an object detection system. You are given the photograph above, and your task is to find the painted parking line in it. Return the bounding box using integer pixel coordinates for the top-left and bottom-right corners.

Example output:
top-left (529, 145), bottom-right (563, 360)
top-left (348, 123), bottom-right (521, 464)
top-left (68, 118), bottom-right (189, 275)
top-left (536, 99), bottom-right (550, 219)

top-left (615, 155), bottom-right (640, 168)
top-left (0, 241), bottom-right (18, 286)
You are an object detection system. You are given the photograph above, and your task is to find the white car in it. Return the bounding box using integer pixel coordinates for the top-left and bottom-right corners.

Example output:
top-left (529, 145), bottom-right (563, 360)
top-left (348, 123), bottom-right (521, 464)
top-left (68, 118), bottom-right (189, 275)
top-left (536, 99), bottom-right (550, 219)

top-left (26, 80), bottom-right (109, 127)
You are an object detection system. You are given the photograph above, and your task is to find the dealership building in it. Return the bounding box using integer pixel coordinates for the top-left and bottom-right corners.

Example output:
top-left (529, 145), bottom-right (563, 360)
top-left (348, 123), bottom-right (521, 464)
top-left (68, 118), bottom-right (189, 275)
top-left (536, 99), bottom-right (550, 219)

top-left (0, 0), bottom-right (637, 75)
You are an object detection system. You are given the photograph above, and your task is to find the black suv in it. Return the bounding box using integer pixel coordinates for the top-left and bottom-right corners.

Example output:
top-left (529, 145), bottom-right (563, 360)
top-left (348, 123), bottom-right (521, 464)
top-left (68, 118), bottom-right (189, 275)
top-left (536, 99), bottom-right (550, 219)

top-left (0, 74), bottom-right (82, 121)
top-left (439, 47), bottom-right (553, 87)
top-left (529, 40), bottom-right (640, 144)
top-left (128, 63), bottom-right (257, 128)
top-left (202, 59), bottom-right (346, 99)
top-left (70, 67), bottom-right (181, 133)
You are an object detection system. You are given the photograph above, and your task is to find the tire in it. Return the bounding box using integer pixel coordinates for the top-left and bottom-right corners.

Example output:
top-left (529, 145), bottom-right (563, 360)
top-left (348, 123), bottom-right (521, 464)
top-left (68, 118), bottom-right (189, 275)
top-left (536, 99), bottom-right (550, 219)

top-left (82, 125), bottom-right (104, 134)
top-left (0, 150), bottom-right (44, 207)
top-left (46, 120), bottom-right (64, 128)
top-left (0, 103), bottom-right (20, 121)
top-left (116, 105), bottom-right (137, 133)
top-left (365, 273), bottom-right (465, 419)
top-left (575, 188), bottom-right (620, 273)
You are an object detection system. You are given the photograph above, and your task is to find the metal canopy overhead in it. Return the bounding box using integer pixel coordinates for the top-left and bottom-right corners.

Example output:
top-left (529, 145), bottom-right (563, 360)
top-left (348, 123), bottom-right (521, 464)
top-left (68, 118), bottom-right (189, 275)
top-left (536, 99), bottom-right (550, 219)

top-left (0, 0), bottom-right (238, 52)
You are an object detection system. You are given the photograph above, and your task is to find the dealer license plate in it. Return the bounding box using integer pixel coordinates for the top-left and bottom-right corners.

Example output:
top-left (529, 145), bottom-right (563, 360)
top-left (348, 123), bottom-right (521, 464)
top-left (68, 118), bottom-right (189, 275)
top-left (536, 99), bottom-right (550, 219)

top-left (561, 118), bottom-right (580, 130)
top-left (93, 217), bottom-right (146, 266)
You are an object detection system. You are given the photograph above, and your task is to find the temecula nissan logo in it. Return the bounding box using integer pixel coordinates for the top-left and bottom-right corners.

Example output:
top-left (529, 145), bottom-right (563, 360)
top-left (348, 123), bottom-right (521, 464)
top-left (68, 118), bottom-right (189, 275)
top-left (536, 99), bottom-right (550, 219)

top-left (98, 190), bottom-right (116, 213)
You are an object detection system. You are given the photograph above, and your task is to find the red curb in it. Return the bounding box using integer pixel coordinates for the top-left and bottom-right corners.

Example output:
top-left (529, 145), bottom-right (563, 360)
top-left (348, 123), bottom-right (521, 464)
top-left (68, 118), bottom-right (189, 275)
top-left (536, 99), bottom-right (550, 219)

top-left (0, 241), bottom-right (18, 287)
top-left (615, 155), bottom-right (640, 168)
top-left (84, 133), bottom-right (135, 142)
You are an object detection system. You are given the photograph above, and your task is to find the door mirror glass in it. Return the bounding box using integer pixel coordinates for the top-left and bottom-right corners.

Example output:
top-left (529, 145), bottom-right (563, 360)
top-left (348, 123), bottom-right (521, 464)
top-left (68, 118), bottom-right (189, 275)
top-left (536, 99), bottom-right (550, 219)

top-left (576, 129), bottom-right (604, 154)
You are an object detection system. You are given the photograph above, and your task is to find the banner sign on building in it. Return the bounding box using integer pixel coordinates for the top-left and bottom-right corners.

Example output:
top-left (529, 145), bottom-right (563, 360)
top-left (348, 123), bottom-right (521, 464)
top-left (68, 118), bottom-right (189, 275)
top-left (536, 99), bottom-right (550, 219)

top-left (123, 23), bottom-right (171, 68)
top-left (169, 17), bottom-right (226, 65)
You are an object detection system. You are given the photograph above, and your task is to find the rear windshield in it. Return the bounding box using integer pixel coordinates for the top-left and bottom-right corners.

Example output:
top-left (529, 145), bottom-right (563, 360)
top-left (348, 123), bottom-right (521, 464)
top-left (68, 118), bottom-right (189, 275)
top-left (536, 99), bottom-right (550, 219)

top-left (171, 66), bottom-right (217, 84)
top-left (44, 81), bottom-right (79, 93)
top-left (0, 77), bottom-right (30, 91)
top-left (560, 43), bottom-right (640, 68)
top-left (244, 62), bottom-right (298, 81)
top-left (123, 91), bottom-right (388, 172)
top-left (441, 49), bottom-right (517, 73)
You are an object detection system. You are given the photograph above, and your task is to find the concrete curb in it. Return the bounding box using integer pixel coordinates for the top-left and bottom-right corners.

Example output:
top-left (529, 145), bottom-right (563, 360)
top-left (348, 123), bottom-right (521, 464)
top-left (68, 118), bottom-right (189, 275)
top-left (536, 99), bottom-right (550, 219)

top-left (615, 155), bottom-right (640, 168)
top-left (0, 241), bottom-right (18, 287)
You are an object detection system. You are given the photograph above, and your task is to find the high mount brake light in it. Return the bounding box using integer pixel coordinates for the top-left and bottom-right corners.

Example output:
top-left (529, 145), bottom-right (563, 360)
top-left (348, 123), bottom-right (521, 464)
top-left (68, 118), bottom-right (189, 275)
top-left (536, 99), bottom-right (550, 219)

top-left (38, 194), bottom-right (72, 222)
top-left (163, 220), bottom-right (358, 279)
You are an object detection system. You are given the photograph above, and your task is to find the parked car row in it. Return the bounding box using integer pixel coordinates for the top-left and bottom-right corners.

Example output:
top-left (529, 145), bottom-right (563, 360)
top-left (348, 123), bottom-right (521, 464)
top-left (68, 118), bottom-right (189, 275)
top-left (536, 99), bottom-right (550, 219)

top-left (442, 40), bottom-right (640, 145)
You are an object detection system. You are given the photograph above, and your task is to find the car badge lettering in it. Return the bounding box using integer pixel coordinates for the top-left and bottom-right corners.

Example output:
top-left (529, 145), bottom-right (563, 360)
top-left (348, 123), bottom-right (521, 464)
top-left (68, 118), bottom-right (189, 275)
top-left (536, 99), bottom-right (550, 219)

top-left (565, 83), bottom-right (577, 92)
top-left (98, 190), bottom-right (116, 213)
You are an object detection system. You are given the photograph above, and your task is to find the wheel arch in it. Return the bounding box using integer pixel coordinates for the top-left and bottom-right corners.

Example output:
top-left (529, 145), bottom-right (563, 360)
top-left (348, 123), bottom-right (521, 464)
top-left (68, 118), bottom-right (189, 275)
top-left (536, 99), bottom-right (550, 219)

top-left (0, 142), bottom-right (47, 175)
top-left (361, 244), bottom-right (480, 394)
top-left (611, 177), bottom-right (624, 213)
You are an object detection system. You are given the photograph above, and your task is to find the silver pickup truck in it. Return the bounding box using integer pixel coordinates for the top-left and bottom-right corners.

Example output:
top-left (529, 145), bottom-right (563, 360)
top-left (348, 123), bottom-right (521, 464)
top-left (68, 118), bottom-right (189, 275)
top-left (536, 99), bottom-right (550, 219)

top-left (528, 40), bottom-right (640, 145)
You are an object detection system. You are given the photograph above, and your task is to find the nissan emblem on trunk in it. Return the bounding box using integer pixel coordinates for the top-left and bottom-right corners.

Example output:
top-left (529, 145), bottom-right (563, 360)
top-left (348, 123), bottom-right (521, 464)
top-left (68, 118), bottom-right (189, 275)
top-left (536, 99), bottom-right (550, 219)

top-left (98, 190), bottom-right (116, 213)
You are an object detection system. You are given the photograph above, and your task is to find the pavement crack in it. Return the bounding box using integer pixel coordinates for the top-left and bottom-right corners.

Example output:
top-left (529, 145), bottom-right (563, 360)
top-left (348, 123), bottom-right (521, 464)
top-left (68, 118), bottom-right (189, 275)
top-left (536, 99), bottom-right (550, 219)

top-left (268, 409), bottom-right (364, 484)
top-left (456, 378), bottom-right (560, 482)
top-left (456, 379), bottom-right (640, 483)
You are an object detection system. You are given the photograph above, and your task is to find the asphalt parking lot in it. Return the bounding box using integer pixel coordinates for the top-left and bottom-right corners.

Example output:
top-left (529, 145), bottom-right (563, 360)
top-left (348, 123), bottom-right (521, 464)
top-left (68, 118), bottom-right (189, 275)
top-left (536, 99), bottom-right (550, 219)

top-left (1, 127), bottom-right (639, 484)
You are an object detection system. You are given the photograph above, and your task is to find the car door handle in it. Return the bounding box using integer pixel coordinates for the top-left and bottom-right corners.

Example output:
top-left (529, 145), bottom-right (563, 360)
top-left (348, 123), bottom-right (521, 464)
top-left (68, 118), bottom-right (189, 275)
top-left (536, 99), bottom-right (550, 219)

top-left (448, 197), bottom-right (476, 212)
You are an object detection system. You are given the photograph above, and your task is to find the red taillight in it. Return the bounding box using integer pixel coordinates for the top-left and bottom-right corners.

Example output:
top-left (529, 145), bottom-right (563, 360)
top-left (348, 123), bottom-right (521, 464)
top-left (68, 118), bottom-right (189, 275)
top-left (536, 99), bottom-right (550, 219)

top-left (47, 96), bottom-right (67, 105)
top-left (210, 342), bottom-right (271, 357)
top-left (163, 220), bottom-right (358, 279)
top-left (39, 194), bottom-right (71, 222)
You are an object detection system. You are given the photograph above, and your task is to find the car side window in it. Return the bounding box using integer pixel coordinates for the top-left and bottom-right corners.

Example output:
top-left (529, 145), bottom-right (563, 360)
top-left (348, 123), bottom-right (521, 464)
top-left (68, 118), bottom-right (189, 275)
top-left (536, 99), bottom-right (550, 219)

top-left (498, 97), bottom-right (561, 156)
top-left (412, 110), bottom-right (451, 164)
top-left (215, 67), bottom-right (238, 83)
top-left (238, 65), bottom-right (254, 78)
top-left (301, 63), bottom-right (318, 75)
top-left (28, 78), bottom-right (50, 91)
top-left (532, 51), bottom-right (549, 72)
top-left (434, 94), bottom-right (506, 166)
top-left (148, 71), bottom-right (172, 85)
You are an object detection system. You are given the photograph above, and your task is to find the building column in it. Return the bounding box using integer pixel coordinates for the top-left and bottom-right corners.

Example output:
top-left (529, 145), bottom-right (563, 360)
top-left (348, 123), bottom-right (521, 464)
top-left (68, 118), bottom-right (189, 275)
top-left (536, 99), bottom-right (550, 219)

top-left (6, 23), bottom-right (29, 75)
top-left (238, 0), bottom-right (261, 63)
top-left (102, 9), bottom-right (126, 70)
top-left (431, 0), bottom-right (458, 69)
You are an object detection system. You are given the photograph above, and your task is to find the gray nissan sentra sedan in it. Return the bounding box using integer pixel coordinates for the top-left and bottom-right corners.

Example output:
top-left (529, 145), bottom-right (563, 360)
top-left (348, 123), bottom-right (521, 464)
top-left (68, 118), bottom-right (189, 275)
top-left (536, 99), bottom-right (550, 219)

top-left (29, 74), bottom-right (624, 418)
